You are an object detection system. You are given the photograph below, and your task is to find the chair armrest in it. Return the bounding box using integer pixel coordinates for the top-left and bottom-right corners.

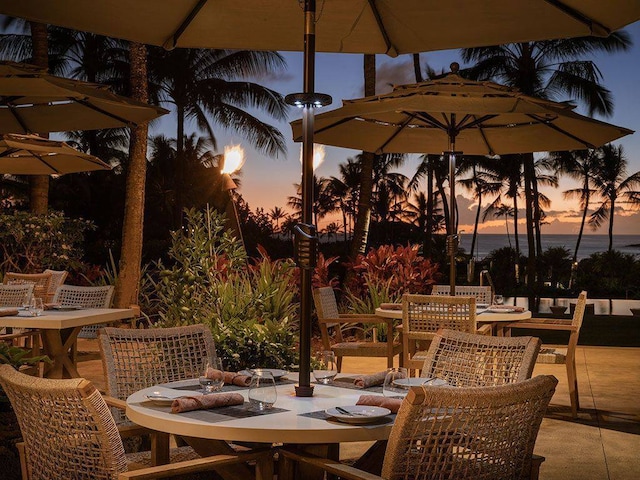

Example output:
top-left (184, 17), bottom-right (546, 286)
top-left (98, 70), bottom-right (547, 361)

top-left (476, 323), bottom-right (493, 335)
top-left (103, 395), bottom-right (127, 411)
top-left (319, 315), bottom-right (388, 325)
top-left (117, 423), bottom-right (154, 439)
top-left (279, 447), bottom-right (383, 480)
top-left (506, 319), bottom-right (576, 332)
top-left (118, 449), bottom-right (274, 480)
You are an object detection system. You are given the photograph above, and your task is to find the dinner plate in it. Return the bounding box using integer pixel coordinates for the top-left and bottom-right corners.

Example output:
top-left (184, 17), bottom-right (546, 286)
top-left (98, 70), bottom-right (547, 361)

top-left (238, 368), bottom-right (288, 380)
top-left (392, 378), bottom-right (448, 387)
top-left (144, 388), bottom-right (189, 406)
top-left (53, 305), bottom-right (84, 310)
top-left (325, 405), bottom-right (391, 424)
top-left (486, 307), bottom-right (517, 313)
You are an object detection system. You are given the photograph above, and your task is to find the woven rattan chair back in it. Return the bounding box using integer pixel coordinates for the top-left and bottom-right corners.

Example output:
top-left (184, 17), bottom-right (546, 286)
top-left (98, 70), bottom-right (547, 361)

top-left (52, 284), bottom-right (114, 308)
top-left (420, 328), bottom-right (541, 387)
top-left (99, 324), bottom-right (217, 423)
top-left (0, 364), bottom-right (127, 480)
top-left (0, 283), bottom-right (33, 307)
top-left (382, 375), bottom-right (557, 480)
top-left (3, 272), bottom-right (52, 301)
top-left (313, 286), bottom-right (341, 328)
top-left (431, 284), bottom-right (493, 304)
top-left (43, 269), bottom-right (68, 301)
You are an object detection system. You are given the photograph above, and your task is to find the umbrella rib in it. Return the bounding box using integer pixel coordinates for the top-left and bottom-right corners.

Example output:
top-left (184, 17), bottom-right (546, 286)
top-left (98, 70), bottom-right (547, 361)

top-left (526, 113), bottom-right (597, 149)
top-left (27, 149), bottom-right (61, 175)
top-left (305, 116), bottom-right (358, 141)
top-left (164, 0), bottom-right (208, 50)
top-left (366, 0), bottom-right (393, 54)
top-left (544, 0), bottom-right (611, 36)
top-left (75, 98), bottom-right (138, 127)
top-left (377, 113), bottom-right (419, 153)
top-left (6, 104), bottom-right (31, 134)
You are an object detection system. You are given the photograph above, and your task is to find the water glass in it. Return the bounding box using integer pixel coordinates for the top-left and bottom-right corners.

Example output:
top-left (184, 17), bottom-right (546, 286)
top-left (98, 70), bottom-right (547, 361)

top-left (493, 294), bottom-right (504, 305)
top-left (248, 370), bottom-right (277, 410)
top-left (383, 367), bottom-right (409, 398)
top-left (22, 294), bottom-right (32, 314)
top-left (313, 351), bottom-right (337, 384)
top-left (199, 357), bottom-right (225, 394)
top-left (30, 297), bottom-right (44, 317)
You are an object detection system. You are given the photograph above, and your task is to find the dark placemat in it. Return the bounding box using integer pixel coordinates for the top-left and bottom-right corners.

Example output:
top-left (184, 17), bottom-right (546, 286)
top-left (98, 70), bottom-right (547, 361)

top-left (300, 409), bottom-right (395, 425)
top-left (323, 377), bottom-right (384, 394)
top-left (139, 401), bottom-right (288, 423)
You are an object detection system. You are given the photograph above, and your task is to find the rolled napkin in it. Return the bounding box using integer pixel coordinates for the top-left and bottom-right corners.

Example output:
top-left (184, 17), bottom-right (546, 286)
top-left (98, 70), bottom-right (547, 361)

top-left (379, 303), bottom-right (402, 311)
top-left (171, 392), bottom-right (244, 413)
top-left (354, 370), bottom-right (388, 388)
top-left (356, 395), bottom-right (403, 414)
top-left (44, 303), bottom-right (59, 310)
top-left (489, 305), bottom-right (525, 312)
top-left (206, 368), bottom-right (252, 387)
top-left (0, 309), bottom-right (19, 317)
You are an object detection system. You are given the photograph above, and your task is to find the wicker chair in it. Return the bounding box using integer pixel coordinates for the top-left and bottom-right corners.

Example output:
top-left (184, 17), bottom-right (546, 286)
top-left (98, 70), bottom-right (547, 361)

top-left (313, 286), bottom-right (403, 372)
top-left (0, 283), bottom-right (41, 362)
top-left (504, 290), bottom-right (587, 418)
top-left (431, 284), bottom-right (493, 304)
top-left (3, 272), bottom-right (52, 301)
top-left (42, 269), bottom-right (68, 302)
top-left (0, 283), bottom-right (34, 307)
top-left (420, 328), bottom-right (541, 387)
top-left (402, 294), bottom-right (491, 372)
top-left (0, 364), bottom-right (273, 480)
top-left (279, 375), bottom-right (557, 480)
top-left (53, 285), bottom-right (114, 339)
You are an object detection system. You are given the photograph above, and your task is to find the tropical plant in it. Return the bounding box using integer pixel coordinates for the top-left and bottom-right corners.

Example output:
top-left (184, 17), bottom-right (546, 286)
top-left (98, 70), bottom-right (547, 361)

top-left (575, 250), bottom-right (640, 297)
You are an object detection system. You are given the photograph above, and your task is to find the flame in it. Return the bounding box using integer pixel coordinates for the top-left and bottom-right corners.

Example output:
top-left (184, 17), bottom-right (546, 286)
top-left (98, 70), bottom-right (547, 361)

top-left (221, 144), bottom-right (245, 174)
top-left (299, 144), bottom-right (326, 171)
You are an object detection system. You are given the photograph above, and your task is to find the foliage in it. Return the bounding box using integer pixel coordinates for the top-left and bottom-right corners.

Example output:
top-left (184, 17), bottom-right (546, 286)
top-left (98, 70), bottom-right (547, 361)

top-left (0, 344), bottom-right (49, 369)
top-left (0, 210), bottom-right (95, 274)
top-left (539, 246), bottom-right (572, 289)
top-left (151, 207), bottom-right (299, 370)
top-left (575, 250), bottom-right (640, 298)
top-left (485, 246), bottom-right (527, 296)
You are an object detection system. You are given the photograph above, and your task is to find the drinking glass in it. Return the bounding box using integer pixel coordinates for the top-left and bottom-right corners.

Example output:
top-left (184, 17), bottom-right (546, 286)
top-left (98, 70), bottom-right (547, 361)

top-left (30, 297), bottom-right (44, 317)
top-left (199, 357), bottom-right (225, 394)
top-left (383, 367), bottom-right (409, 398)
top-left (248, 370), bottom-right (277, 410)
top-left (493, 294), bottom-right (504, 305)
top-left (21, 294), bottom-right (32, 314)
top-left (313, 351), bottom-right (337, 384)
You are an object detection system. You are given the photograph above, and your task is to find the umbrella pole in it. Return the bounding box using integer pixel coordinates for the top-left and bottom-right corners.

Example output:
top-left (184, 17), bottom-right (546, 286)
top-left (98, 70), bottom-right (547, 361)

top-left (447, 133), bottom-right (458, 295)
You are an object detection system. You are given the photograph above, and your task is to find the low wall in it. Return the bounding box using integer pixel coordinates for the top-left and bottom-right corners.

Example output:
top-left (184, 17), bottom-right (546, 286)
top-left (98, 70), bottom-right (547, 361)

top-left (510, 297), bottom-right (640, 316)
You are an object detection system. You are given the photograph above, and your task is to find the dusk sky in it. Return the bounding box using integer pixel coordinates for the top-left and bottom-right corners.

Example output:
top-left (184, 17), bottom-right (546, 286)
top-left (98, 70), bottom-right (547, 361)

top-left (153, 22), bottom-right (640, 236)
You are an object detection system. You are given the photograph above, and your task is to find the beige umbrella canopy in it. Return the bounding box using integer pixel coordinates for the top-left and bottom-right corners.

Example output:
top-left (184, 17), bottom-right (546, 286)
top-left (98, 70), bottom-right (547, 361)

top-left (292, 67), bottom-right (634, 290)
top-left (0, 134), bottom-right (111, 175)
top-left (0, 61), bottom-right (168, 134)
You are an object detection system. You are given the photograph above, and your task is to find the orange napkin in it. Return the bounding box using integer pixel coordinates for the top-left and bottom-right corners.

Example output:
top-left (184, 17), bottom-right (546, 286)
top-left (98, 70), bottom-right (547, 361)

top-left (356, 395), bottom-right (403, 414)
top-left (0, 309), bottom-right (19, 317)
top-left (379, 303), bottom-right (402, 310)
top-left (206, 368), bottom-right (252, 387)
top-left (171, 392), bottom-right (244, 413)
top-left (354, 371), bottom-right (388, 388)
top-left (44, 303), bottom-right (58, 310)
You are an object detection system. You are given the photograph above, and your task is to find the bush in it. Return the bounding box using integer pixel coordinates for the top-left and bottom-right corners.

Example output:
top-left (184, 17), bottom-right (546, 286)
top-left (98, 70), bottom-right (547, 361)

top-left (575, 250), bottom-right (640, 297)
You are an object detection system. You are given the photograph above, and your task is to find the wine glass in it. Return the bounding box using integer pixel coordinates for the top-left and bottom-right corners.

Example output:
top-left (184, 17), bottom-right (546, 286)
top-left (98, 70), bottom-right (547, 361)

top-left (493, 294), bottom-right (504, 306)
top-left (313, 351), bottom-right (337, 384)
top-left (30, 297), bottom-right (44, 317)
top-left (21, 294), bottom-right (32, 314)
top-left (199, 357), bottom-right (225, 394)
top-left (248, 370), bottom-right (277, 410)
top-left (383, 367), bottom-right (409, 398)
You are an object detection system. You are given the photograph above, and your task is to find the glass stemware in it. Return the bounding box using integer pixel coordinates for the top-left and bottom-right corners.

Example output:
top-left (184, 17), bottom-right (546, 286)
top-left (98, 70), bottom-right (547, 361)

top-left (313, 351), bottom-right (337, 384)
top-left (199, 357), bottom-right (225, 394)
top-left (30, 297), bottom-right (44, 317)
top-left (248, 370), bottom-right (277, 410)
top-left (383, 367), bottom-right (409, 398)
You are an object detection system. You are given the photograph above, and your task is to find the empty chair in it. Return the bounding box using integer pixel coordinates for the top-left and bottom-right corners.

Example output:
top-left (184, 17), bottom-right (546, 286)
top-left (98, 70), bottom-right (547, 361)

top-left (0, 283), bottom-right (33, 307)
top-left (53, 285), bottom-right (114, 339)
top-left (420, 328), bottom-right (541, 387)
top-left (0, 364), bottom-right (272, 480)
top-left (279, 375), bottom-right (558, 480)
top-left (3, 272), bottom-right (52, 301)
top-left (0, 283), bottom-right (40, 361)
top-left (505, 290), bottom-right (587, 418)
top-left (313, 286), bottom-right (403, 372)
top-left (403, 294), bottom-right (491, 372)
top-left (43, 269), bottom-right (68, 302)
top-left (431, 284), bottom-right (493, 304)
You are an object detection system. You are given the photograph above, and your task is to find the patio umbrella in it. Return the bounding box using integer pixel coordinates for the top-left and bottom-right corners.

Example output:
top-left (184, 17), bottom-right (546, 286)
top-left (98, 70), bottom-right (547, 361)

top-left (4, 1), bottom-right (638, 397)
top-left (0, 61), bottom-right (168, 134)
top-left (291, 65), bottom-right (634, 291)
top-left (0, 134), bottom-right (111, 175)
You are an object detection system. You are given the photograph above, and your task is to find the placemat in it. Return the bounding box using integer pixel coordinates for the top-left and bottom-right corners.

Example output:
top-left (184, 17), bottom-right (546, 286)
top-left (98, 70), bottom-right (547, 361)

top-left (320, 377), bottom-right (384, 394)
top-left (140, 401), bottom-right (288, 423)
top-left (300, 409), bottom-right (395, 425)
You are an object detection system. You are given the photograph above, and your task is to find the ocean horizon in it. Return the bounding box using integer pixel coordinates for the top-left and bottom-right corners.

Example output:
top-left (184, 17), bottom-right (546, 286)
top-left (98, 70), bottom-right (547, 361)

top-left (459, 234), bottom-right (640, 260)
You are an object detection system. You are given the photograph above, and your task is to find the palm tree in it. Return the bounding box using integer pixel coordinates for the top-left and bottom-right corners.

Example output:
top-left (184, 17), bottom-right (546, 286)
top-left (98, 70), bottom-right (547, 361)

top-left (462, 33), bottom-right (632, 306)
top-left (589, 144), bottom-right (640, 251)
top-left (269, 206), bottom-right (286, 233)
top-left (327, 158), bottom-right (361, 243)
top-left (148, 47), bottom-right (288, 228)
top-left (288, 175), bottom-right (334, 226)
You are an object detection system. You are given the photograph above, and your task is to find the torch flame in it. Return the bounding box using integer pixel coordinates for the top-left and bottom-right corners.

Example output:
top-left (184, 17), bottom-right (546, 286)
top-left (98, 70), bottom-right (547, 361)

top-left (221, 144), bottom-right (245, 174)
top-left (299, 143), bottom-right (326, 171)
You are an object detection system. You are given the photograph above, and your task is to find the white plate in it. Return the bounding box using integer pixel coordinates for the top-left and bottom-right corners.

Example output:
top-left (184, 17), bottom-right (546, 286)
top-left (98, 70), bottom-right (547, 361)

top-left (144, 388), bottom-right (189, 406)
top-left (392, 378), bottom-right (448, 387)
top-left (486, 307), bottom-right (517, 313)
top-left (53, 305), bottom-right (84, 310)
top-left (325, 405), bottom-right (391, 424)
top-left (239, 368), bottom-right (288, 380)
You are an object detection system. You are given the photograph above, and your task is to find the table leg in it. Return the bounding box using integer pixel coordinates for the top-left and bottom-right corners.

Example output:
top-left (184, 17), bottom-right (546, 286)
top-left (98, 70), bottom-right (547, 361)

top-left (150, 431), bottom-right (170, 465)
top-left (40, 327), bottom-right (82, 378)
top-left (351, 440), bottom-right (387, 475)
top-left (279, 443), bottom-right (339, 480)
top-left (181, 436), bottom-right (256, 480)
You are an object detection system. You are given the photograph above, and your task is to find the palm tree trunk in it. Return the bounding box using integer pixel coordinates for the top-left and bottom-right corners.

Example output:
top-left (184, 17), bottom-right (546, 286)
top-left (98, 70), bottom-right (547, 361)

top-left (350, 54), bottom-right (376, 259)
top-left (470, 164), bottom-right (480, 258)
top-left (114, 42), bottom-right (148, 309)
top-left (523, 154), bottom-right (538, 312)
top-left (424, 160), bottom-right (434, 257)
top-left (29, 21), bottom-right (49, 215)
top-left (413, 54), bottom-right (423, 83)
top-left (573, 180), bottom-right (590, 264)
top-left (608, 197), bottom-right (615, 252)
top-left (174, 105), bottom-right (185, 229)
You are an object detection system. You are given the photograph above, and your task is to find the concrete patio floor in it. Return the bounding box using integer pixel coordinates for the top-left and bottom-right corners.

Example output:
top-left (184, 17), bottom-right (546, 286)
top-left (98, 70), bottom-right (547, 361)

top-left (76, 340), bottom-right (640, 480)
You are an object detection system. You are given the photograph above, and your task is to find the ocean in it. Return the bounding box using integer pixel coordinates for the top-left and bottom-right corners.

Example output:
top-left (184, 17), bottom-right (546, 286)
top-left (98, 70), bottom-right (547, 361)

top-left (458, 234), bottom-right (640, 260)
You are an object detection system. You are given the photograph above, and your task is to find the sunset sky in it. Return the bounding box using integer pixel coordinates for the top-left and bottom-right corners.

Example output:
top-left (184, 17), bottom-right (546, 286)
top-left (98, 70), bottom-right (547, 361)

top-left (153, 22), bottom-right (640, 236)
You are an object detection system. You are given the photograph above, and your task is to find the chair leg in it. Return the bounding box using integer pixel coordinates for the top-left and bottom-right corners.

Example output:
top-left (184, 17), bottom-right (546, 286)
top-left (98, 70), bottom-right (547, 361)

top-left (566, 358), bottom-right (579, 418)
top-left (530, 454), bottom-right (545, 480)
top-left (336, 356), bottom-right (343, 373)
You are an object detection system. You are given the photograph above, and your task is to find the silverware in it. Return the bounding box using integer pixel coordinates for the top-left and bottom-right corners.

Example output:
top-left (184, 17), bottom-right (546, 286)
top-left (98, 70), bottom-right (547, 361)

top-left (335, 406), bottom-right (370, 417)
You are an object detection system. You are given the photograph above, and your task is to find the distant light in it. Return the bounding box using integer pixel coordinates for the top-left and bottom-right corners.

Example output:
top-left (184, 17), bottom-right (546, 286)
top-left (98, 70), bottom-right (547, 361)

top-left (299, 143), bottom-right (326, 171)
top-left (221, 144), bottom-right (245, 174)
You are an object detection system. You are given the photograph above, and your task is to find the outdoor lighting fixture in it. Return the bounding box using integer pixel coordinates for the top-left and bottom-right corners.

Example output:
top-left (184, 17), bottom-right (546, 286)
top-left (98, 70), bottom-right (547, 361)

top-left (299, 143), bottom-right (326, 171)
top-left (293, 223), bottom-right (318, 270)
top-left (285, 92), bottom-right (332, 108)
top-left (221, 144), bottom-right (245, 250)
top-left (221, 144), bottom-right (245, 174)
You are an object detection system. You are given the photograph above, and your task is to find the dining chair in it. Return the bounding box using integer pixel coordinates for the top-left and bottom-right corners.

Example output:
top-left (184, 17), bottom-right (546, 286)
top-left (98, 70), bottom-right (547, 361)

top-left (312, 286), bottom-right (403, 372)
top-left (279, 375), bottom-right (558, 480)
top-left (431, 284), bottom-right (493, 304)
top-left (420, 328), bottom-right (541, 386)
top-left (3, 272), bottom-right (52, 301)
top-left (504, 290), bottom-right (587, 418)
top-left (0, 364), bottom-right (273, 480)
top-left (0, 283), bottom-right (41, 363)
top-left (402, 294), bottom-right (491, 373)
top-left (53, 284), bottom-right (114, 340)
top-left (42, 268), bottom-right (68, 303)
